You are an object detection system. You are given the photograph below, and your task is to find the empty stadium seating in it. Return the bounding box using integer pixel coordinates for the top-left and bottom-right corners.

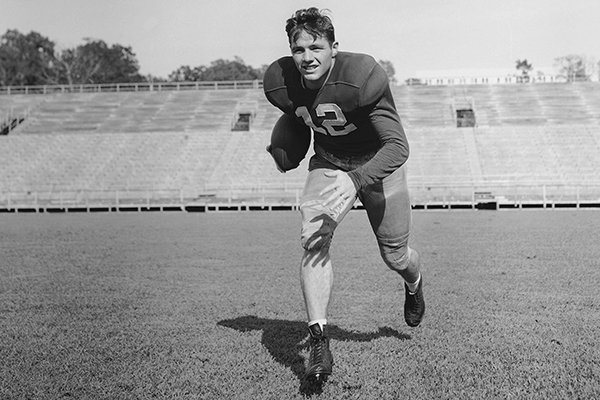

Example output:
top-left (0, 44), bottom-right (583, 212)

top-left (5, 82), bottom-right (600, 133)
top-left (391, 82), bottom-right (600, 128)
top-left (1, 82), bottom-right (600, 206)
top-left (0, 131), bottom-right (229, 193)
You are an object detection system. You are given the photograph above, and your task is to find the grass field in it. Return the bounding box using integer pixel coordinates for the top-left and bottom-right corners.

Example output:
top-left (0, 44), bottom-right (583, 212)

top-left (1, 210), bottom-right (599, 399)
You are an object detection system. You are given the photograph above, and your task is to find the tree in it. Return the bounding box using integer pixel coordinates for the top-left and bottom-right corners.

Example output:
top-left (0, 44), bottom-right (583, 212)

top-left (169, 57), bottom-right (264, 82)
top-left (515, 59), bottom-right (533, 83)
top-left (554, 54), bottom-right (590, 82)
top-left (56, 39), bottom-right (144, 85)
top-left (145, 74), bottom-right (168, 83)
top-left (0, 29), bottom-right (57, 86)
top-left (378, 59), bottom-right (396, 84)
top-left (256, 64), bottom-right (269, 80)
top-left (201, 57), bottom-right (261, 81)
top-left (0, 30), bottom-right (145, 86)
top-left (168, 65), bottom-right (204, 82)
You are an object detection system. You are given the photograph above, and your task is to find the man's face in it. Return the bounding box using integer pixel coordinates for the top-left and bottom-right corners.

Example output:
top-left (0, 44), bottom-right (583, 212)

top-left (290, 30), bottom-right (338, 90)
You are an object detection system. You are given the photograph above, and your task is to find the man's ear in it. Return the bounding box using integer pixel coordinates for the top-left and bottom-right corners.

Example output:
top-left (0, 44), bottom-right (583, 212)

top-left (332, 41), bottom-right (339, 58)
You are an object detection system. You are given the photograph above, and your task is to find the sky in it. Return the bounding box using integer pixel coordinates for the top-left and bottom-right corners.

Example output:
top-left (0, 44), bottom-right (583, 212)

top-left (1, 0), bottom-right (599, 81)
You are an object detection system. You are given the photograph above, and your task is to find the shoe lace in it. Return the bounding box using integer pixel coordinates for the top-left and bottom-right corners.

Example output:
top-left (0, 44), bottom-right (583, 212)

top-left (407, 287), bottom-right (423, 311)
top-left (413, 289), bottom-right (423, 303)
top-left (310, 336), bottom-right (326, 365)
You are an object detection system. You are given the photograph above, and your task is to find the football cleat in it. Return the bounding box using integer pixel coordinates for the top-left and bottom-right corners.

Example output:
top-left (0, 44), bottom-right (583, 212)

top-left (305, 323), bottom-right (333, 381)
top-left (404, 276), bottom-right (425, 327)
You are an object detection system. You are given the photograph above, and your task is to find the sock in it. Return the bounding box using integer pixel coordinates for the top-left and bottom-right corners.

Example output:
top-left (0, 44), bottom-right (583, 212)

top-left (308, 319), bottom-right (327, 334)
top-left (405, 273), bottom-right (421, 294)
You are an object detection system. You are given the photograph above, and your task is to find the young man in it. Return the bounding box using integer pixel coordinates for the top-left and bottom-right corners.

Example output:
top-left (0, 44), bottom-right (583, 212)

top-left (263, 8), bottom-right (424, 381)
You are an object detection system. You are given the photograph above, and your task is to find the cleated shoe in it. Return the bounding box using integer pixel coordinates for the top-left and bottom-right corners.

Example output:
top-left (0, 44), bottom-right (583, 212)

top-left (305, 323), bottom-right (333, 381)
top-left (404, 276), bottom-right (425, 327)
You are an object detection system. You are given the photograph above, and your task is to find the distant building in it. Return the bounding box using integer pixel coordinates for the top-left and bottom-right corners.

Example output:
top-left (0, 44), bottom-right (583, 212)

top-left (412, 67), bottom-right (564, 85)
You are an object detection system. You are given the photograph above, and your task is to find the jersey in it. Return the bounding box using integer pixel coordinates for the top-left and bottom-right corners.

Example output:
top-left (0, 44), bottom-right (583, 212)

top-left (263, 51), bottom-right (409, 190)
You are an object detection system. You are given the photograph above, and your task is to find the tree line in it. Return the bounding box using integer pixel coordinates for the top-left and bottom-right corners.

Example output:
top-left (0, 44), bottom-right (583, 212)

top-left (0, 29), bottom-right (596, 87)
top-left (0, 29), bottom-right (271, 87)
top-left (0, 30), bottom-right (145, 86)
top-left (0, 29), bottom-right (399, 87)
top-left (515, 56), bottom-right (598, 83)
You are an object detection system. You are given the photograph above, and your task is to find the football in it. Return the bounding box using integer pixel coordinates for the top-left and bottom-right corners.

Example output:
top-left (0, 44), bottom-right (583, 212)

top-left (267, 113), bottom-right (311, 172)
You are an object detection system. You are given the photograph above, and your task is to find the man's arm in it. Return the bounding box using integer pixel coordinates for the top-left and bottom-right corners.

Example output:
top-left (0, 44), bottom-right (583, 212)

top-left (346, 67), bottom-right (409, 190)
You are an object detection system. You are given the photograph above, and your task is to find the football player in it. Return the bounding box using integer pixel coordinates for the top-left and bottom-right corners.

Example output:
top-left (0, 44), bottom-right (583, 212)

top-left (263, 7), bottom-right (425, 382)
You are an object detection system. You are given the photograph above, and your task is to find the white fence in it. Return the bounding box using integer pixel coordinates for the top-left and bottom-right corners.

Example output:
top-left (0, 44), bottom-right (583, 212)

top-left (0, 80), bottom-right (263, 95)
top-left (2, 183), bottom-right (600, 212)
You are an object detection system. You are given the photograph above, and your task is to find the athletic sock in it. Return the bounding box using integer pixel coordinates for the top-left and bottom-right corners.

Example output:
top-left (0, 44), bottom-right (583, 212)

top-left (308, 319), bottom-right (327, 334)
top-left (405, 273), bottom-right (421, 294)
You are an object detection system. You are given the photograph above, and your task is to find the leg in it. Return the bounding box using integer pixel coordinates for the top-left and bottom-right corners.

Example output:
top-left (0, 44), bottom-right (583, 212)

top-left (361, 165), bottom-right (418, 276)
top-left (301, 243), bottom-right (333, 323)
top-left (300, 168), bottom-right (355, 323)
top-left (361, 164), bottom-right (425, 326)
top-left (299, 165), bottom-right (355, 380)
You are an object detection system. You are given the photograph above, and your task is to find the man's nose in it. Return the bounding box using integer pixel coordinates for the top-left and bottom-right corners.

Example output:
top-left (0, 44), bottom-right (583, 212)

top-left (302, 50), bottom-right (314, 62)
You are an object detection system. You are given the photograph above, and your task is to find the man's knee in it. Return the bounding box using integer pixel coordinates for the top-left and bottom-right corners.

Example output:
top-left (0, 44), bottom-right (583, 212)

top-left (379, 241), bottom-right (416, 271)
top-left (300, 201), bottom-right (337, 251)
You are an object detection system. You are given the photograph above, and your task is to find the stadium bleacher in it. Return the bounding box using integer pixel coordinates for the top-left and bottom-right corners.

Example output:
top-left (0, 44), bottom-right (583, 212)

top-left (0, 131), bottom-right (230, 195)
top-left (1, 81), bottom-right (599, 208)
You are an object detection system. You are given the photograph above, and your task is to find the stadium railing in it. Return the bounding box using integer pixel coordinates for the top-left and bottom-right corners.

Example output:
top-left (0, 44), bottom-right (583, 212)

top-left (3, 183), bottom-right (599, 212)
top-left (0, 189), bottom-right (188, 211)
top-left (0, 81), bottom-right (264, 95)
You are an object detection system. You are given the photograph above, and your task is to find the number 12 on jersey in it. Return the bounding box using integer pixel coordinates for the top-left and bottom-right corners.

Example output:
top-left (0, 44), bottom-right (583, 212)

top-left (295, 104), bottom-right (357, 136)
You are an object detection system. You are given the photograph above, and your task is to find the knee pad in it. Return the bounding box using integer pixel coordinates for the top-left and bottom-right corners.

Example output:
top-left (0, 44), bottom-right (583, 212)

top-left (379, 240), bottom-right (413, 271)
top-left (300, 201), bottom-right (338, 251)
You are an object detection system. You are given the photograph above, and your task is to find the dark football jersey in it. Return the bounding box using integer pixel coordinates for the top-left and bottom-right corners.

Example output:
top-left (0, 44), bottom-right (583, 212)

top-left (263, 51), bottom-right (409, 189)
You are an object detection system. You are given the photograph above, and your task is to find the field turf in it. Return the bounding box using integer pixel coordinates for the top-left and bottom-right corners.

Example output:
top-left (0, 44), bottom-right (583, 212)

top-left (1, 210), bottom-right (599, 399)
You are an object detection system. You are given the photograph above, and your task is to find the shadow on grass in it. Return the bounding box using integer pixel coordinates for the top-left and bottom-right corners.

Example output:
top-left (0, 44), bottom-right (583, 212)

top-left (218, 315), bottom-right (411, 396)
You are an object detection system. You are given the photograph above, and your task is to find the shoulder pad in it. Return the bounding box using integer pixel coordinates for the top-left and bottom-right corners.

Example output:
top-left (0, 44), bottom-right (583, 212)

top-left (359, 59), bottom-right (389, 107)
top-left (263, 57), bottom-right (298, 113)
top-left (332, 52), bottom-right (389, 107)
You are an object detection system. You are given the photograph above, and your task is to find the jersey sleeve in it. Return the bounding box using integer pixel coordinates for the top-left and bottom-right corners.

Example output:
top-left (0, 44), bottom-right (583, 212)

top-left (347, 65), bottom-right (409, 189)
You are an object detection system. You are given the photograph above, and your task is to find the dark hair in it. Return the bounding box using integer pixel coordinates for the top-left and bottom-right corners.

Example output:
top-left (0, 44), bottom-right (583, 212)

top-left (285, 8), bottom-right (335, 45)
